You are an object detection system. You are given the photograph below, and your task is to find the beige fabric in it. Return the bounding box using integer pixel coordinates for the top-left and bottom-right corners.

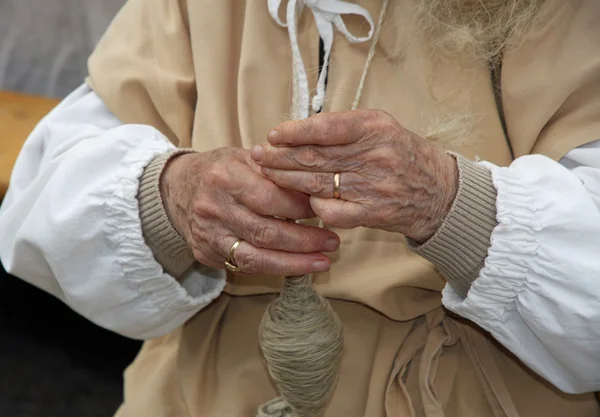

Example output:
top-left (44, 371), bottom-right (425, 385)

top-left (88, 0), bottom-right (600, 415)
top-left (113, 296), bottom-right (599, 417)
top-left (137, 149), bottom-right (197, 278)
top-left (410, 155), bottom-right (498, 298)
top-left (502, 1), bottom-right (600, 160)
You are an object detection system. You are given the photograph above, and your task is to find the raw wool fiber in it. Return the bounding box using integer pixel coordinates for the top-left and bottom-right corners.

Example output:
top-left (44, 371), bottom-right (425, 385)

top-left (415, 0), bottom-right (546, 63)
top-left (412, 0), bottom-right (547, 148)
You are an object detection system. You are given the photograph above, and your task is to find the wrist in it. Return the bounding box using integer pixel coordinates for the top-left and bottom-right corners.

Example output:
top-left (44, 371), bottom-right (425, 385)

top-left (436, 152), bottom-right (460, 223)
top-left (409, 152), bottom-right (458, 243)
top-left (407, 155), bottom-right (497, 297)
top-left (160, 151), bottom-right (196, 238)
top-left (138, 149), bottom-right (197, 278)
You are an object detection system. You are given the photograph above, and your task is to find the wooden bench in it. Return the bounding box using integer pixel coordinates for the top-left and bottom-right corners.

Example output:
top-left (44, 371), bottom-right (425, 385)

top-left (0, 91), bottom-right (59, 198)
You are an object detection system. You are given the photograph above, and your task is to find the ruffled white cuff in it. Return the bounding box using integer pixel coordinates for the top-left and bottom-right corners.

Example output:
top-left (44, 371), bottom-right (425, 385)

top-left (0, 85), bottom-right (226, 340)
top-left (101, 128), bottom-right (226, 338)
top-left (443, 155), bottom-right (600, 393)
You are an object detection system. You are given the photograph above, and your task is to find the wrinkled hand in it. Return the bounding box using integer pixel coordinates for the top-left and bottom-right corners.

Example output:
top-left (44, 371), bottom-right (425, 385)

top-left (251, 110), bottom-right (458, 243)
top-left (160, 148), bottom-right (340, 275)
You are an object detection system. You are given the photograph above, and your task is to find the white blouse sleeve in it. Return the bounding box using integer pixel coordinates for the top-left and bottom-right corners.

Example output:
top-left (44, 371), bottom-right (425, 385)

top-left (0, 84), bottom-right (226, 340)
top-left (443, 141), bottom-right (600, 394)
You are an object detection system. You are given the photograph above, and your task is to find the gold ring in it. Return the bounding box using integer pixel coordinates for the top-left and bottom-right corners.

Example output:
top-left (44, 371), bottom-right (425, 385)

top-left (333, 172), bottom-right (341, 199)
top-left (225, 239), bottom-right (243, 272)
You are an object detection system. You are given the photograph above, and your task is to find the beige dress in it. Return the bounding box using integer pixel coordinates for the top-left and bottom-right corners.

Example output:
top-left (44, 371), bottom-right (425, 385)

top-left (88, 0), bottom-right (600, 415)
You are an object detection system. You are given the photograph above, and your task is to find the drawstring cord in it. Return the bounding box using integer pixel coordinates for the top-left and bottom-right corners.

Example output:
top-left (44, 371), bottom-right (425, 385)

top-left (268, 0), bottom-right (388, 118)
top-left (352, 0), bottom-right (389, 110)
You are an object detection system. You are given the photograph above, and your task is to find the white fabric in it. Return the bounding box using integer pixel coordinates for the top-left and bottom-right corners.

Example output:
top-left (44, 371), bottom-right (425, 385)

top-left (443, 143), bottom-right (600, 394)
top-left (0, 84), bottom-right (226, 340)
top-left (268, 0), bottom-right (375, 115)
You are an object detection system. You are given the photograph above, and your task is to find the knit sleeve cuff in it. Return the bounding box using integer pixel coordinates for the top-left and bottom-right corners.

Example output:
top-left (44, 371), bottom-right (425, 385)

top-left (409, 154), bottom-right (498, 298)
top-left (137, 149), bottom-right (197, 279)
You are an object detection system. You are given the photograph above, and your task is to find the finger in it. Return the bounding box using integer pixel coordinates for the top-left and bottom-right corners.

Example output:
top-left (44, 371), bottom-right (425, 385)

top-left (262, 168), bottom-right (362, 201)
top-left (229, 239), bottom-right (332, 275)
top-left (253, 143), bottom-right (360, 172)
top-left (264, 110), bottom-right (378, 147)
top-left (231, 167), bottom-right (316, 219)
top-left (310, 196), bottom-right (366, 229)
top-left (194, 237), bottom-right (332, 275)
top-left (231, 210), bottom-right (341, 254)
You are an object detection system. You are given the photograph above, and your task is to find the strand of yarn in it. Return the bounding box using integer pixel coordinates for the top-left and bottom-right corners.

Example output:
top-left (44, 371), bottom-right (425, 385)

top-left (257, 397), bottom-right (295, 417)
top-left (351, 0), bottom-right (390, 111)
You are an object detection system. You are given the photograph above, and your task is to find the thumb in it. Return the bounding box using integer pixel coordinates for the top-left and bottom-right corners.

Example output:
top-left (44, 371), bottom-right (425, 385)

top-left (310, 196), bottom-right (365, 229)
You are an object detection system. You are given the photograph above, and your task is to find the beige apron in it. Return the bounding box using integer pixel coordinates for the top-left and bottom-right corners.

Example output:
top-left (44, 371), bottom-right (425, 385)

top-left (88, 0), bottom-right (600, 415)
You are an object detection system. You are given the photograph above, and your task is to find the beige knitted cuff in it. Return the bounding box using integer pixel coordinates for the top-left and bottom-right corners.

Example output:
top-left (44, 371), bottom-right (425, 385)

top-left (137, 149), bottom-right (197, 279)
top-left (409, 155), bottom-right (498, 298)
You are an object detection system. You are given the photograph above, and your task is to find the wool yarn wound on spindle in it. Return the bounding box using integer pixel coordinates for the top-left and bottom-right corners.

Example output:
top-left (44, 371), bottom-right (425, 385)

top-left (257, 275), bottom-right (344, 417)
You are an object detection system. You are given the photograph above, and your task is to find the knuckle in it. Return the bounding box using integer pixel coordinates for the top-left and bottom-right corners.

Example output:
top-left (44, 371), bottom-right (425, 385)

top-left (368, 148), bottom-right (393, 167)
top-left (311, 173), bottom-right (329, 195)
top-left (192, 198), bottom-right (224, 221)
top-left (227, 147), bottom-right (247, 161)
top-left (308, 117), bottom-right (328, 138)
top-left (188, 219), bottom-right (203, 239)
top-left (259, 184), bottom-right (276, 205)
top-left (203, 163), bottom-right (228, 187)
top-left (302, 118), bottom-right (318, 139)
top-left (237, 250), bottom-right (264, 274)
top-left (301, 145), bottom-right (320, 168)
top-left (190, 227), bottom-right (204, 244)
top-left (192, 198), bottom-right (209, 216)
top-left (328, 117), bottom-right (347, 139)
top-left (358, 109), bottom-right (380, 121)
top-left (377, 119), bottom-right (398, 135)
top-left (300, 229), bottom-right (319, 249)
top-left (367, 108), bottom-right (389, 119)
top-left (253, 222), bottom-right (280, 248)
top-left (360, 110), bottom-right (397, 138)
top-left (206, 233), bottom-right (223, 256)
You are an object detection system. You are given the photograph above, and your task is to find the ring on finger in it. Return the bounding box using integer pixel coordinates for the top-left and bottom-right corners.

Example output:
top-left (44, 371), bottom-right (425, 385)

top-left (333, 172), bottom-right (341, 199)
top-left (225, 238), bottom-right (244, 272)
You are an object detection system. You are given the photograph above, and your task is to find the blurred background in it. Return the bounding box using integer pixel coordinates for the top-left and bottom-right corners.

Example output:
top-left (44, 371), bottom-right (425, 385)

top-left (0, 1), bottom-right (142, 416)
top-left (0, 0), bottom-right (124, 97)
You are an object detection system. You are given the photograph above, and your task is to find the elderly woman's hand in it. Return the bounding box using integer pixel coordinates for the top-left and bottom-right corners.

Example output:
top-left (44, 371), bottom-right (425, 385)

top-left (161, 148), bottom-right (340, 275)
top-left (251, 110), bottom-right (458, 243)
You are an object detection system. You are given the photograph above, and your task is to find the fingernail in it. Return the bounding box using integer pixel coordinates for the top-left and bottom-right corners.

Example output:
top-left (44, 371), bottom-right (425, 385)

top-left (312, 260), bottom-right (330, 272)
top-left (268, 129), bottom-right (279, 143)
top-left (251, 145), bottom-right (263, 161)
top-left (324, 238), bottom-right (339, 252)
